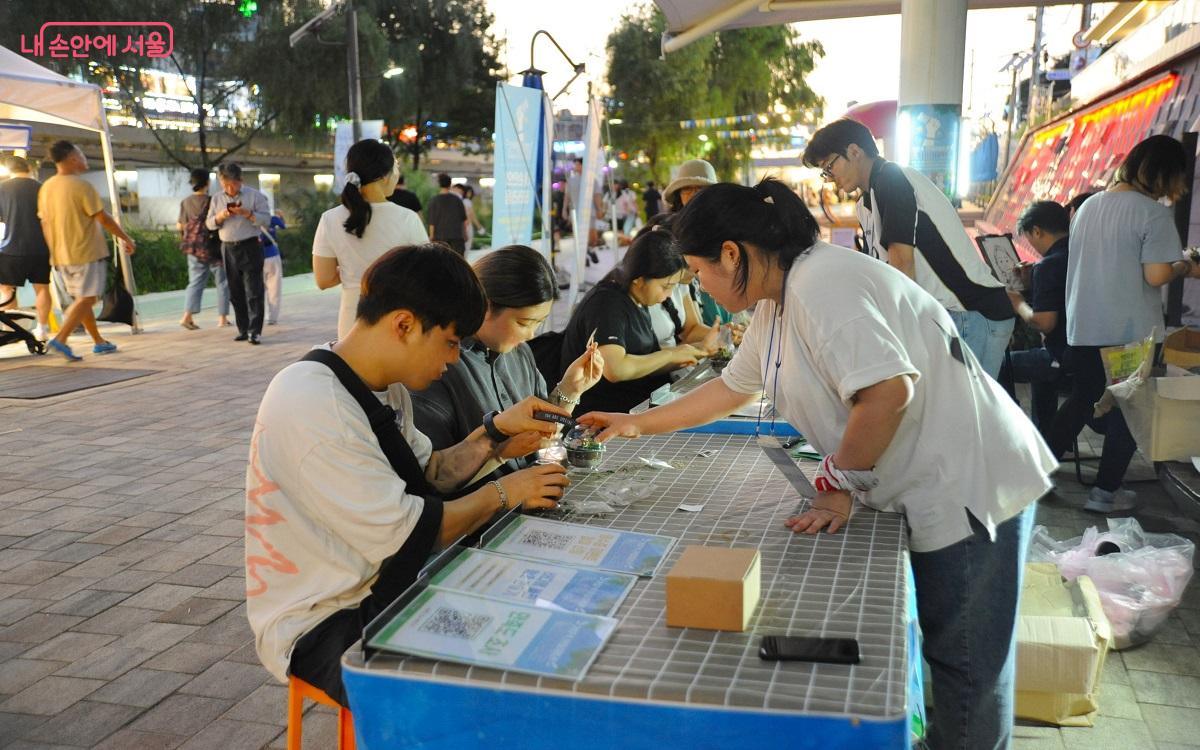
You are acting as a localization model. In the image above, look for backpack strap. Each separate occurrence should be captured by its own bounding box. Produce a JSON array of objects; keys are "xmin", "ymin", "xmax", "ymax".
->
[{"xmin": 301, "ymin": 348, "xmax": 438, "ymax": 499}]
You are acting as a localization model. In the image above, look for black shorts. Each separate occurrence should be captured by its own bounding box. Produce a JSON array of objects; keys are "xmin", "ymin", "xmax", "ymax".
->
[{"xmin": 0, "ymin": 254, "xmax": 51, "ymax": 286}]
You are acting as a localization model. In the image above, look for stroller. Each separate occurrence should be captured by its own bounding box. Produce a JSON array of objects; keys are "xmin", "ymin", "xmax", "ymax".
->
[{"xmin": 0, "ymin": 289, "xmax": 46, "ymax": 355}]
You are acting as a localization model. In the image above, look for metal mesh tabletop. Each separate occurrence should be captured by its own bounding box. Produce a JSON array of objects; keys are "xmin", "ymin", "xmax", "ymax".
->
[{"xmin": 354, "ymin": 433, "xmax": 910, "ymax": 720}]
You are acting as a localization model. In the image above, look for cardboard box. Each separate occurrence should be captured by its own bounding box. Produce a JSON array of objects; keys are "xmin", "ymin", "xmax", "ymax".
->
[
  {"xmin": 1115, "ymin": 372, "xmax": 1200, "ymax": 462},
  {"xmin": 1015, "ymin": 563, "xmax": 1112, "ymax": 727},
  {"xmin": 1164, "ymin": 327, "xmax": 1200, "ymax": 370},
  {"xmin": 666, "ymin": 546, "xmax": 761, "ymax": 632}
]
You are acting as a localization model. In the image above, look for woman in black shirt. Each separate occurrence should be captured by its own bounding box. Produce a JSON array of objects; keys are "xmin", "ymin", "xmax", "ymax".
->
[{"xmin": 561, "ymin": 227, "xmax": 708, "ymax": 413}]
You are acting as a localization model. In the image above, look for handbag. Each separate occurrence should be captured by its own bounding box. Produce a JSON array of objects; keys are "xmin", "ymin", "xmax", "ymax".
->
[
  {"xmin": 182, "ymin": 195, "xmax": 223, "ymax": 264},
  {"xmin": 97, "ymin": 262, "xmax": 136, "ymax": 325}
]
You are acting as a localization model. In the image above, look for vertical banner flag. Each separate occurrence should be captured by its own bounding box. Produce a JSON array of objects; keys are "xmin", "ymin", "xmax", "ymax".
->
[
  {"xmin": 567, "ymin": 96, "xmax": 604, "ymax": 311},
  {"xmin": 491, "ymin": 83, "xmax": 544, "ymax": 248}
]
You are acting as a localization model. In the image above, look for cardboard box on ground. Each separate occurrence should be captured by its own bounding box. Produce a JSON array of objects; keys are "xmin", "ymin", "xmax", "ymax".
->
[{"xmin": 1015, "ymin": 563, "xmax": 1113, "ymax": 727}]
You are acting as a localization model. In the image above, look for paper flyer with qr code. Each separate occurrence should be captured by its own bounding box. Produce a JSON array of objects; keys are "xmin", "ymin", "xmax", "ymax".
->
[
  {"xmin": 429, "ymin": 548, "xmax": 636, "ymax": 617},
  {"xmin": 484, "ymin": 516, "xmax": 675, "ymax": 578},
  {"xmin": 367, "ymin": 588, "xmax": 617, "ymax": 680}
]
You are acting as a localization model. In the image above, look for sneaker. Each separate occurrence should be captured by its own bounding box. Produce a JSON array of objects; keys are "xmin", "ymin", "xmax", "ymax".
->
[
  {"xmin": 92, "ymin": 341, "xmax": 118, "ymax": 355},
  {"xmin": 234, "ymin": 332, "xmax": 248, "ymax": 342},
  {"xmin": 32, "ymin": 325, "xmax": 48, "ymax": 342},
  {"xmin": 248, "ymin": 333, "xmax": 261, "ymax": 345},
  {"xmin": 1084, "ymin": 486, "xmax": 1138, "ymax": 513},
  {"xmin": 47, "ymin": 339, "xmax": 82, "ymax": 361}
]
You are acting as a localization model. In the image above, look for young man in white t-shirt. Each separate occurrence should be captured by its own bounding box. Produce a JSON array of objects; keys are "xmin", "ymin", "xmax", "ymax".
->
[{"xmin": 246, "ymin": 243, "xmax": 570, "ymax": 705}]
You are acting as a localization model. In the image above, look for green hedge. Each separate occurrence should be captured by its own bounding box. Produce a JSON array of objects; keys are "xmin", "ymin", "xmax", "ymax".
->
[{"xmin": 127, "ymin": 187, "xmax": 335, "ymax": 294}]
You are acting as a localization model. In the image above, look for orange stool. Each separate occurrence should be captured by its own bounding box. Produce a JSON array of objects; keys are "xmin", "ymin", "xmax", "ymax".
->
[{"xmin": 287, "ymin": 675, "xmax": 356, "ymax": 750}]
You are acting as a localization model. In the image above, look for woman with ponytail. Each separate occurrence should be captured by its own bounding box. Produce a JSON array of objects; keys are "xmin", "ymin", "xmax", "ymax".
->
[
  {"xmin": 579, "ymin": 178, "xmax": 1057, "ymax": 750},
  {"xmin": 559, "ymin": 226, "xmax": 709, "ymax": 414},
  {"xmin": 313, "ymin": 139, "xmax": 428, "ymax": 338}
]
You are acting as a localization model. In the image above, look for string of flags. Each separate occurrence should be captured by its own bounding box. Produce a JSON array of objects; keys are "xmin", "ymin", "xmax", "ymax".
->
[
  {"xmin": 680, "ymin": 114, "xmax": 757, "ymax": 129},
  {"xmin": 711, "ymin": 126, "xmax": 807, "ymax": 140}
]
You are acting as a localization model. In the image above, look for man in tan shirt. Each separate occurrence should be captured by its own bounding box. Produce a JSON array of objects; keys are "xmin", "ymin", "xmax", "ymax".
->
[{"xmin": 38, "ymin": 140, "xmax": 136, "ymax": 361}]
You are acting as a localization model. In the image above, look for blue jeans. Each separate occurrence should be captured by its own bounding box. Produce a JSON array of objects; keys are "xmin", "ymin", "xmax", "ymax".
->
[
  {"xmin": 184, "ymin": 254, "xmax": 229, "ymax": 316},
  {"xmin": 910, "ymin": 504, "xmax": 1036, "ymax": 750},
  {"xmin": 999, "ymin": 347, "xmax": 1066, "ymax": 435},
  {"xmin": 947, "ymin": 309, "xmax": 1014, "ymax": 380}
]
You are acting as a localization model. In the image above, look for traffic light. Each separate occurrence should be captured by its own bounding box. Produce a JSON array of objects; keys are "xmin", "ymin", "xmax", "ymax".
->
[{"xmin": 239, "ymin": 0, "xmax": 258, "ymax": 18}]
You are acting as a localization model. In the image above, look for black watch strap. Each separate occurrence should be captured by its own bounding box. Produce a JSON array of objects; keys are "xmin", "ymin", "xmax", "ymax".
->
[{"xmin": 482, "ymin": 410, "xmax": 507, "ymax": 443}]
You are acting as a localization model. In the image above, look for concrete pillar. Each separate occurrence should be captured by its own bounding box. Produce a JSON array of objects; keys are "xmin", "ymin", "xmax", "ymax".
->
[{"xmin": 897, "ymin": 0, "xmax": 968, "ymax": 199}]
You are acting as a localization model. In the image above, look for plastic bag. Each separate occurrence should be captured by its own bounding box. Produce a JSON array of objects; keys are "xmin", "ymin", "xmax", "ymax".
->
[{"xmin": 1028, "ymin": 518, "xmax": 1194, "ymax": 649}]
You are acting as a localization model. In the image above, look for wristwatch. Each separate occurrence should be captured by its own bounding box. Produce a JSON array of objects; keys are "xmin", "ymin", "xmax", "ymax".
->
[{"xmin": 482, "ymin": 410, "xmax": 507, "ymax": 444}]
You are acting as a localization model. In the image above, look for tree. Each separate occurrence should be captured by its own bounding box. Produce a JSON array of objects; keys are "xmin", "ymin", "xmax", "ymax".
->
[
  {"xmin": 0, "ymin": 0, "xmax": 376, "ymax": 169},
  {"xmin": 605, "ymin": 6, "xmax": 823, "ymax": 181},
  {"xmin": 373, "ymin": 0, "xmax": 504, "ymax": 170}
]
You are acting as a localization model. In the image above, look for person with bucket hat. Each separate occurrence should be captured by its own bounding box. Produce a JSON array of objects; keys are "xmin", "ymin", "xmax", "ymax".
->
[{"xmin": 663, "ymin": 159, "xmax": 718, "ymax": 211}]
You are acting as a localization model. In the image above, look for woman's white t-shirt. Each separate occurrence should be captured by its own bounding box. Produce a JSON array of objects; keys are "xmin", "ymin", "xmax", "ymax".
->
[
  {"xmin": 649, "ymin": 283, "xmax": 688, "ymax": 349},
  {"xmin": 312, "ymin": 202, "xmax": 429, "ymax": 338},
  {"xmin": 721, "ymin": 241, "xmax": 1055, "ymax": 553}
]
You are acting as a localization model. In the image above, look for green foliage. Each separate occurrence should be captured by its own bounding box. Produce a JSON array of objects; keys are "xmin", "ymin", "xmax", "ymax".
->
[
  {"xmin": 125, "ymin": 187, "xmax": 335, "ymax": 294},
  {"xmin": 605, "ymin": 5, "xmax": 824, "ymax": 181},
  {"xmin": 0, "ymin": 0, "xmax": 374, "ymax": 169},
  {"xmin": 276, "ymin": 186, "xmax": 337, "ymax": 273},
  {"xmin": 372, "ymin": 0, "xmax": 504, "ymax": 170},
  {"xmin": 127, "ymin": 229, "xmax": 188, "ymax": 294}
]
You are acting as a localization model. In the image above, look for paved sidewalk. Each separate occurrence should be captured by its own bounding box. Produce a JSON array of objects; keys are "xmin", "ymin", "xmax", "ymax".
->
[{"xmin": 0, "ymin": 254, "xmax": 1198, "ymax": 748}]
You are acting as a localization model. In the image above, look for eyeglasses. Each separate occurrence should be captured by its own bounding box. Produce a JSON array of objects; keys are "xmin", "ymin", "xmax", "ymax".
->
[{"xmin": 819, "ymin": 154, "xmax": 844, "ymax": 181}]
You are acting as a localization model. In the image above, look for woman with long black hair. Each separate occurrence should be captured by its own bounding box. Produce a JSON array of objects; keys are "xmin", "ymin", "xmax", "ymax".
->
[
  {"xmin": 580, "ymin": 178, "xmax": 1056, "ymax": 750},
  {"xmin": 412, "ymin": 245, "xmax": 604, "ymax": 476},
  {"xmin": 560, "ymin": 227, "xmax": 708, "ymax": 414},
  {"xmin": 313, "ymin": 139, "xmax": 428, "ymax": 338}
]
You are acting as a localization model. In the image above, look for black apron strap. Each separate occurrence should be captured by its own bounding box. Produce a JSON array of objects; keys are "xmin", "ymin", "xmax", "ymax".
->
[{"xmin": 301, "ymin": 348, "xmax": 438, "ymax": 499}]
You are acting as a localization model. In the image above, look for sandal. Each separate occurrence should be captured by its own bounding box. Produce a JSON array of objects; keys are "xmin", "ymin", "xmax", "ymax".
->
[{"xmin": 180, "ymin": 320, "xmax": 200, "ymax": 330}]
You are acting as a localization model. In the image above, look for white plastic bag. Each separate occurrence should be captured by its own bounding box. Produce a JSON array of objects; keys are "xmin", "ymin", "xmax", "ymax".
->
[{"xmin": 1028, "ymin": 518, "xmax": 1194, "ymax": 649}]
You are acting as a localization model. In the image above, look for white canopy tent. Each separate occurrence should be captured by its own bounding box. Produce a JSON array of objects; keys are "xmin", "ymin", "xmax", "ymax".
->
[
  {"xmin": 655, "ymin": 0, "xmax": 1079, "ymax": 53},
  {"xmin": 0, "ymin": 44, "xmax": 139, "ymax": 326}
]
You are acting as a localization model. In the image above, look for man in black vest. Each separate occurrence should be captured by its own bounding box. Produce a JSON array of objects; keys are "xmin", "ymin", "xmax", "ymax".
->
[{"xmin": 245, "ymin": 243, "xmax": 569, "ymax": 705}]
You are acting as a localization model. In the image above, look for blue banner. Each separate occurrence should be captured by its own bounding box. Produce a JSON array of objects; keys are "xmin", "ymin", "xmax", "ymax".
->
[{"xmin": 491, "ymin": 83, "xmax": 544, "ymax": 248}]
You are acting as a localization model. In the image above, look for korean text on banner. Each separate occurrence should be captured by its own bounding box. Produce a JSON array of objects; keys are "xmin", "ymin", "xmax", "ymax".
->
[{"xmin": 491, "ymin": 83, "xmax": 543, "ymax": 248}]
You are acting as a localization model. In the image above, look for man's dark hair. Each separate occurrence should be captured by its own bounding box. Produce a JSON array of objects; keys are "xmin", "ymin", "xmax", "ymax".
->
[
  {"xmin": 357, "ymin": 243, "xmax": 486, "ymax": 336},
  {"xmin": 4, "ymin": 155, "xmax": 31, "ymax": 174},
  {"xmin": 574, "ymin": 157, "xmax": 584, "ymax": 165},
  {"xmin": 217, "ymin": 162, "xmax": 243, "ymax": 181},
  {"xmin": 49, "ymin": 140, "xmax": 77, "ymax": 164},
  {"xmin": 473, "ymin": 245, "xmax": 557, "ymax": 311},
  {"xmin": 802, "ymin": 119, "xmax": 880, "ymax": 167},
  {"xmin": 1016, "ymin": 201, "xmax": 1070, "ymax": 236},
  {"xmin": 646, "ymin": 181, "xmax": 655, "ymax": 188},
  {"xmin": 437, "ymin": 172, "xmax": 451, "ymax": 188},
  {"xmin": 1066, "ymin": 191, "xmax": 1096, "ymax": 216},
  {"xmin": 188, "ymin": 168, "xmax": 209, "ymax": 192}
]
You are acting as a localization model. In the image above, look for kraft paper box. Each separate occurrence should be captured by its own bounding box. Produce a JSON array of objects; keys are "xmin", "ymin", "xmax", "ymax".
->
[
  {"xmin": 666, "ymin": 546, "xmax": 761, "ymax": 632},
  {"xmin": 1164, "ymin": 327, "xmax": 1200, "ymax": 370},
  {"xmin": 1015, "ymin": 563, "xmax": 1112, "ymax": 727},
  {"xmin": 1116, "ymin": 372, "xmax": 1200, "ymax": 462}
]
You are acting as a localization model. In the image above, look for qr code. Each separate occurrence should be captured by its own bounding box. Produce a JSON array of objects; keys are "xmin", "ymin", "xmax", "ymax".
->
[
  {"xmin": 419, "ymin": 607, "xmax": 492, "ymax": 640},
  {"xmin": 521, "ymin": 530, "xmax": 573, "ymax": 550}
]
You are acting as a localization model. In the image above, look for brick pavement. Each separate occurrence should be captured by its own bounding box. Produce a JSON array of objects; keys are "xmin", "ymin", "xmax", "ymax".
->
[{"xmin": 0, "ymin": 271, "xmax": 1198, "ymax": 748}]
